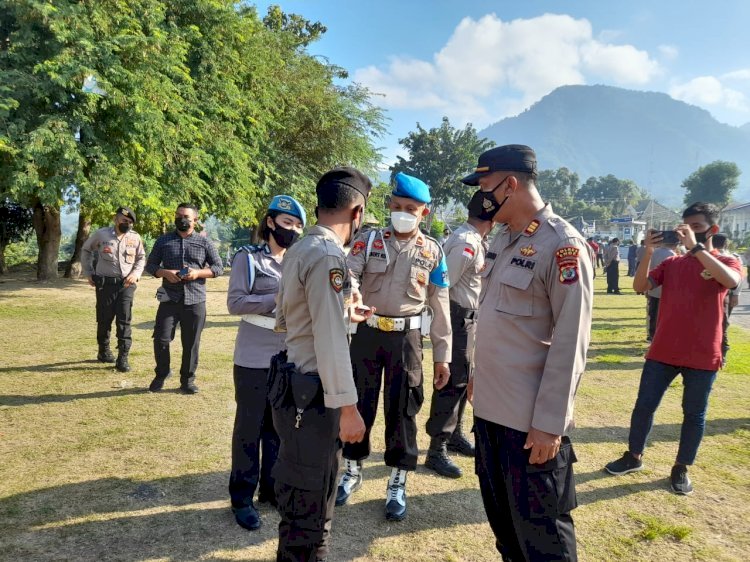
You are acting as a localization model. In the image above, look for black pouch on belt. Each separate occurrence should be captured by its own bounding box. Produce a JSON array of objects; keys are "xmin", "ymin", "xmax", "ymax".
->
[
  {"xmin": 268, "ymin": 351, "xmax": 290, "ymax": 409},
  {"xmin": 289, "ymin": 371, "xmax": 322, "ymax": 411}
]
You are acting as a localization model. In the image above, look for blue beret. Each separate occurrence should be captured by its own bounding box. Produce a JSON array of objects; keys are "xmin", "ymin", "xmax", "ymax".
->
[
  {"xmin": 269, "ymin": 195, "xmax": 306, "ymax": 227},
  {"xmin": 392, "ymin": 172, "xmax": 432, "ymax": 204}
]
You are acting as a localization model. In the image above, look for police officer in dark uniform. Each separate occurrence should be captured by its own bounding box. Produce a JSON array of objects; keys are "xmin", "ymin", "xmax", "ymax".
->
[
  {"xmin": 424, "ymin": 210, "xmax": 493, "ymax": 478},
  {"xmin": 271, "ymin": 168, "xmax": 372, "ymax": 562},
  {"xmin": 81, "ymin": 207, "xmax": 145, "ymax": 372}
]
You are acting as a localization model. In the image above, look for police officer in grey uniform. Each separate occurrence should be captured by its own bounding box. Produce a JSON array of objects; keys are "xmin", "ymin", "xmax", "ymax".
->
[
  {"xmin": 466, "ymin": 145, "xmax": 593, "ymax": 561},
  {"xmin": 81, "ymin": 206, "xmax": 145, "ymax": 372},
  {"xmin": 336, "ymin": 172, "xmax": 452, "ymax": 521},
  {"xmin": 424, "ymin": 212, "xmax": 493, "ymax": 478},
  {"xmin": 271, "ymin": 168, "xmax": 371, "ymax": 562},
  {"xmin": 226, "ymin": 195, "xmax": 306, "ymax": 531}
]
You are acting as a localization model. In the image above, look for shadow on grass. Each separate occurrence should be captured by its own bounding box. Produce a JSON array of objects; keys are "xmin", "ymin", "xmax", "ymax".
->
[
  {"xmin": 0, "ymin": 359, "xmax": 104, "ymax": 374},
  {"xmin": 571, "ymin": 417, "xmax": 750, "ymax": 444},
  {"xmin": 586, "ymin": 360, "xmax": 646, "ymax": 371},
  {"xmin": 0, "ymin": 472, "xmax": 488, "ymax": 562},
  {"xmin": 131, "ymin": 319, "xmax": 238, "ymax": 330},
  {"xmin": 577, "ymin": 476, "xmax": 668, "ymax": 505},
  {"xmin": 0, "ymin": 388, "xmax": 148, "ymax": 406}
]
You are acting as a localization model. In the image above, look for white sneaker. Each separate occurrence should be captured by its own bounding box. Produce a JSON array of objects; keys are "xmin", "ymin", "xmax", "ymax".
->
[{"xmin": 385, "ymin": 468, "xmax": 408, "ymax": 521}]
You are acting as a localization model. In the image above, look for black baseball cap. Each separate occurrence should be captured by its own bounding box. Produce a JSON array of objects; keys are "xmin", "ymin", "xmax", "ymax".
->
[
  {"xmin": 116, "ymin": 206, "xmax": 136, "ymax": 223},
  {"xmin": 316, "ymin": 167, "xmax": 373, "ymax": 201},
  {"xmin": 461, "ymin": 144, "xmax": 537, "ymax": 186}
]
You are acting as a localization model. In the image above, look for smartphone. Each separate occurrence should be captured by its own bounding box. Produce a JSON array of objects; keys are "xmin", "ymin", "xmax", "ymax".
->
[
  {"xmin": 658, "ymin": 230, "xmax": 680, "ymax": 245},
  {"xmin": 178, "ymin": 266, "xmax": 189, "ymax": 277}
]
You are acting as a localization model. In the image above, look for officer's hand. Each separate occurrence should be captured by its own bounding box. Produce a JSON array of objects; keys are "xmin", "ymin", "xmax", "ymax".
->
[
  {"xmin": 350, "ymin": 305, "xmax": 375, "ymax": 324},
  {"xmin": 180, "ymin": 268, "xmax": 199, "ymax": 282},
  {"xmin": 433, "ymin": 362, "xmax": 450, "ymax": 390},
  {"xmin": 160, "ymin": 269, "xmax": 182, "ymax": 284},
  {"xmin": 524, "ymin": 427, "xmax": 561, "ymax": 465},
  {"xmin": 339, "ymin": 404, "xmax": 366, "ymax": 443},
  {"xmin": 123, "ymin": 274, "xmax": 138, "ymax": 288},
  {"xmin": 467, "ymin": 376, "xmax": 474, "ymax": 404},
  {"xmin": 87, "ymin": 276, "xmax": 96, "ymax": 287}
]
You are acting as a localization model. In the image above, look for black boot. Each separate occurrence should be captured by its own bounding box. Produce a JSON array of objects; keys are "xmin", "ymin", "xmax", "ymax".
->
[
  {"xmin": 424, "ymin": 437, "xmax": 462, "ymax": 478},
  {"xmin": 97, "ymin": 345, "xmax": 115, "ymax": 363},
  {"xmin": 447, "ymin": 398, "xmax": 475, "ymax": 456},
  {"xmin": 116, "ymin": 347, "xmax": 131, "ymax": 373}
]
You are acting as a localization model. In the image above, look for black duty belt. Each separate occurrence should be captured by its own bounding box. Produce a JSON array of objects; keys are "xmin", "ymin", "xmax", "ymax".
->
[
  {"xmin": 450, "ymin": 300, "xmax": 477, "ymax": 320},
  {"xmin": 93, "ymin": 274, "xmax": 124, "ymax": 287}
]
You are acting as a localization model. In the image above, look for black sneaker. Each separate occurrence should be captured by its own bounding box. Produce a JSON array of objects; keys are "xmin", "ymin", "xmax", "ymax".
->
[
  {"xmin": 232, "ymin": 504, "xmax": 261, "ymax": 531},
  {"xmin": 148, "ymin": 372, "xmax": 171, "ymax": 392},
  {"xmin": 180, "ymin": 382, "xmax": 199, "ymax": 394},
  {"xmin": 604, "ymin": 451, "xmax": 643, "ymax": 475},
  {"xmin": 447, "ymin": 431, "xmax": 475, "ymax": 457},
  {"xmin": 670, "ymin": 465, "xmax": 693, "ymax": 495}
]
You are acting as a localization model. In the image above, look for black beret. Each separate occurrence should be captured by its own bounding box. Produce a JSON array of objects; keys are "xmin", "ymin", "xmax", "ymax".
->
[
  {"xmin": 316, "ymin": 167, "xmax": 372, "ymax": 201},
  {"xmin": 116, "ymin": 206, "xmax": 136, "ymax": 223},
  {"xmin": 461, "ymin": 144, "xmax": 537, "ymax": 186}
]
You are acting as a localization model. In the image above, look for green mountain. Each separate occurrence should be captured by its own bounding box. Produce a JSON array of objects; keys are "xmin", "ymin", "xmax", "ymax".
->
[{"xmin": 479, "ymin": 85, "xmax": 750, "ymax": 205}]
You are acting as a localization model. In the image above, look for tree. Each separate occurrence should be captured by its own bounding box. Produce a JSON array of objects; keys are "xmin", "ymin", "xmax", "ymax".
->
[
  {"xmin": 536, "ymin": 167, "xmax": 580, "ymax": 216},
  {"xmin": 577, "ymin": 174, "xmax": 645, "ymax": 217},
  {"xmin": 0, "ymin": 199, "xmax": 33, "ymax": 274},
  {"xmin": 390, "ymin": 117, "xmax": 495, "ymax": 228},
  {"xmin": 682, "ymin": 160, "xmax": 741, "ymax": 208}
]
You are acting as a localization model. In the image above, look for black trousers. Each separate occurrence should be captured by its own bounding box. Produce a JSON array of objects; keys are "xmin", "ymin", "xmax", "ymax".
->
[
  {"xmin": 152, "ymin": 300, "xmax": 206, "ymax": 384},
  {"xmin": 273, "ymin": 394, "xmax": 341, "ymax": 562},
  {"xmin": 229, "ymin": 365, "xmax": 279, "ymax": 508},
  {"xmin": 474, "ymin": 418, "xmax": 578, "ymax": 562},
  {"xmin": 647, "ymin": 296, "xmax": 660, "ymax": 341},
  {"xmin": 343, "ymin": 325, "xmax": 423, "ymax": 471},
  {"xmin": 94, "ymin": 276, "xmax": 135, "ymax": 352},
  {"xmin": 426, "ymin": 302, "xmax": 476, "ymax": 440},
  {"xmin": 605, "ymin": 262, "xmax": 620, "ymax": 293}
]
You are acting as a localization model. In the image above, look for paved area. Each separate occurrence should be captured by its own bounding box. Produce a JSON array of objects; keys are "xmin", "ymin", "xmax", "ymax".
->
[{"xmin": 730, "ymin": 281, "xmax": 750, "ymax": 331}]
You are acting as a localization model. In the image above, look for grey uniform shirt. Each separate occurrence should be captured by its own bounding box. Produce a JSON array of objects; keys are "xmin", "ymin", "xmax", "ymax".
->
[
  {"xmin": 81, "ymin": 227, "xmax": 146, "ymax": 279},
  {"xmin": 443, "ymin": 222, "xmax": 486, "ymax": 310},
  {"xmin": 275, "ymin": 225, "xmax": 358, "ymax": 409},
  {"xmin": 227, "ymin": 244, "xmax": 286, "ymax": 369},
  {"xmin": 603, "ymin": 244, "xmax": 620, "ymax": 267},
  {"xmin": 347, "ymin": 226, "xmax": 452, "ymax": 363},
  {"xmin": 474, "ymin": 205, "xmax": 594, "ymax": 436}
]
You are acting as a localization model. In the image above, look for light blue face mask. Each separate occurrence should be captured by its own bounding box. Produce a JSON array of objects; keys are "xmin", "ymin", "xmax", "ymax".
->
[{"xmin": 390, "ymin": 211, "xmax": 420, "ymax": 233}]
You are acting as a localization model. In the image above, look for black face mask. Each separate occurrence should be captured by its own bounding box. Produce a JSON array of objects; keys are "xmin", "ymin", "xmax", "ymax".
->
[
  {"xmin": 117, "ymin": 223, "xmax": 131, "ymax": 234},
  {"xmin": 694, "ymin": 228, "xmax": 713, "ymax": 244},
  {"xmin": 270, "ymin": 222, "xmax": 299, "ymax": 248},
  {"xmin": 175, "ymin": 217, "xmax": 191, "ymax": 232},
  {"xmin": 467, "ymin": 178, "xmax": 509, "ymax": 221},
  {"xmin": 347, "ymin": 207, "xmax": 363, "ymax": 246}
]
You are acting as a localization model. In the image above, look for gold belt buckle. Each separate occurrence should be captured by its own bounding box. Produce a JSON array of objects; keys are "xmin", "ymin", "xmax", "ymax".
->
[{"xmin": 377, "ymin": 316, "xmax": 395, "ymax": 332}]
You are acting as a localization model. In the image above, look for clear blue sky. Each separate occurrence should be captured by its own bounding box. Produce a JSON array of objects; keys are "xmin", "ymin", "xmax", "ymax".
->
[{"xmin": 254, "ymin": 1, "xmax": 750, "ymax": 166}]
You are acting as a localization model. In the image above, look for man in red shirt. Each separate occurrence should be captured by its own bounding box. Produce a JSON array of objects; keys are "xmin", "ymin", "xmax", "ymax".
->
[{"xmin": 604, "ymin": 202, "xmax": 742, "ymax": 495}]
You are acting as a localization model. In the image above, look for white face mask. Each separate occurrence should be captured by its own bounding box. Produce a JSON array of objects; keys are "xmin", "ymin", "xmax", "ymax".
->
[{"xmin": 390, "ymin": 211, "xmax": 420, "ymax": 234}]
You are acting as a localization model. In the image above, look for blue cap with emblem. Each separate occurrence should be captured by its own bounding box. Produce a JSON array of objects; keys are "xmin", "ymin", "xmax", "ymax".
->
[
  {"xmin": 268, "ymin": 195, "xmax": 306, "ymax": 227},
  {"xmin": 392, "ymin": 172, "xmax": 432, "ymax": 204}
]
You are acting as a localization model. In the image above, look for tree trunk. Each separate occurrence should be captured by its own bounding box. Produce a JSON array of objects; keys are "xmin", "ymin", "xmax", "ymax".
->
[
  {"xmin": 0, "ymin": 241, "xmax": 7, "ymax": 275},
  {"xmin": 64, "ymin": 208, "xmax": 92, "ymax": 278},
  {"xmin": 32, "ymin": 200, "xmax": 62, "ymax": 281}
]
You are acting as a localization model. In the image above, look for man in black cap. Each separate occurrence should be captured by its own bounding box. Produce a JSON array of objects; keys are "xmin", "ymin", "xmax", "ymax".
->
[
  {"xmin": 466, "ymin": 145, "xmax": 593, "ymax": 561},
  {"xmin": 81, "ymin": 207, "xmax": 146, "ymax": 372},
  {"xmin": 272, "ymin": 167, "xmax": 372, "ymax": 562}
]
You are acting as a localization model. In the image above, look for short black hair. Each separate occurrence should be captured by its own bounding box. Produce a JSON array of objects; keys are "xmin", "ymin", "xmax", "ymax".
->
[
  {"xmin": 177, "ymin": 202, "xmax": 199, "ymax": 216},
  {"xmin": 611, "ymin": 238, "xmax": 620, "ymax": 244},
  {"xmin": 317, "ymin": 185, "xmax": 364, "ymax": 211},
  {"xmin": 257, "ymin": 210, "xmax": 281, "ymax": 243},
  {"xmin": 712, "ymin": 233, "xmax": 729, "ymax": 249},
  {"xmin": 682, "ymin": 202, "xmax": 719, "ymax": 225}
]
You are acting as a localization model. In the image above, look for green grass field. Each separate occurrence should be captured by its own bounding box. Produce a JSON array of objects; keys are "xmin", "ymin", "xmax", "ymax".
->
[{"xmin": 0, "ymin": 265, "xmax": 748, "ymax": 561}]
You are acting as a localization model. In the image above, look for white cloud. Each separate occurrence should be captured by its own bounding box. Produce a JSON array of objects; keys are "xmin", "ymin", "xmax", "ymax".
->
[
  {"xmin": 353, "ymin": 13, "xmax": 660, "ymax": 126},
  {"xmin": 722, "ymin": 68, "xmax": 750, "ymax": 81},
  {"xmin": 670, "ymin": 76, "xmax": 749, "ymax": 113},
  {"xmin": 658, "ymin": 44, "xmax": 679, "ymax": 61}
]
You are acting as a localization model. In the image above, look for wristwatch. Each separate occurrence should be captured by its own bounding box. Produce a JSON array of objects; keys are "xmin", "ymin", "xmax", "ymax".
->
[{"xmin": 689, "ymin": 243, "xmax": 706, "ymax": 255}]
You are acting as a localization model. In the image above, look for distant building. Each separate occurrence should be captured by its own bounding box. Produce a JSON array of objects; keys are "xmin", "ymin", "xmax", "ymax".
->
[
  {"xmin": 635, "ymin": 200, "xmax": 682, "ymax": 230},
  {"xmin": 722, "ymin": 202, "xmax": 750, "ymax": 241}
]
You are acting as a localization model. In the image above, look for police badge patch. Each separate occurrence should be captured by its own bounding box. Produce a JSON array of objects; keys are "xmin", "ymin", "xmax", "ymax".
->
[
  {"xmin": 555, "ymin": 246, "xmax": 580, "ymax": 285},
  {"xmin": 351, "ymin": 241, "xmax": 365, "ymax": 256},
  {"xmin": 329, "ymin": 268, "xmax": 344, "ymax": 292}
]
